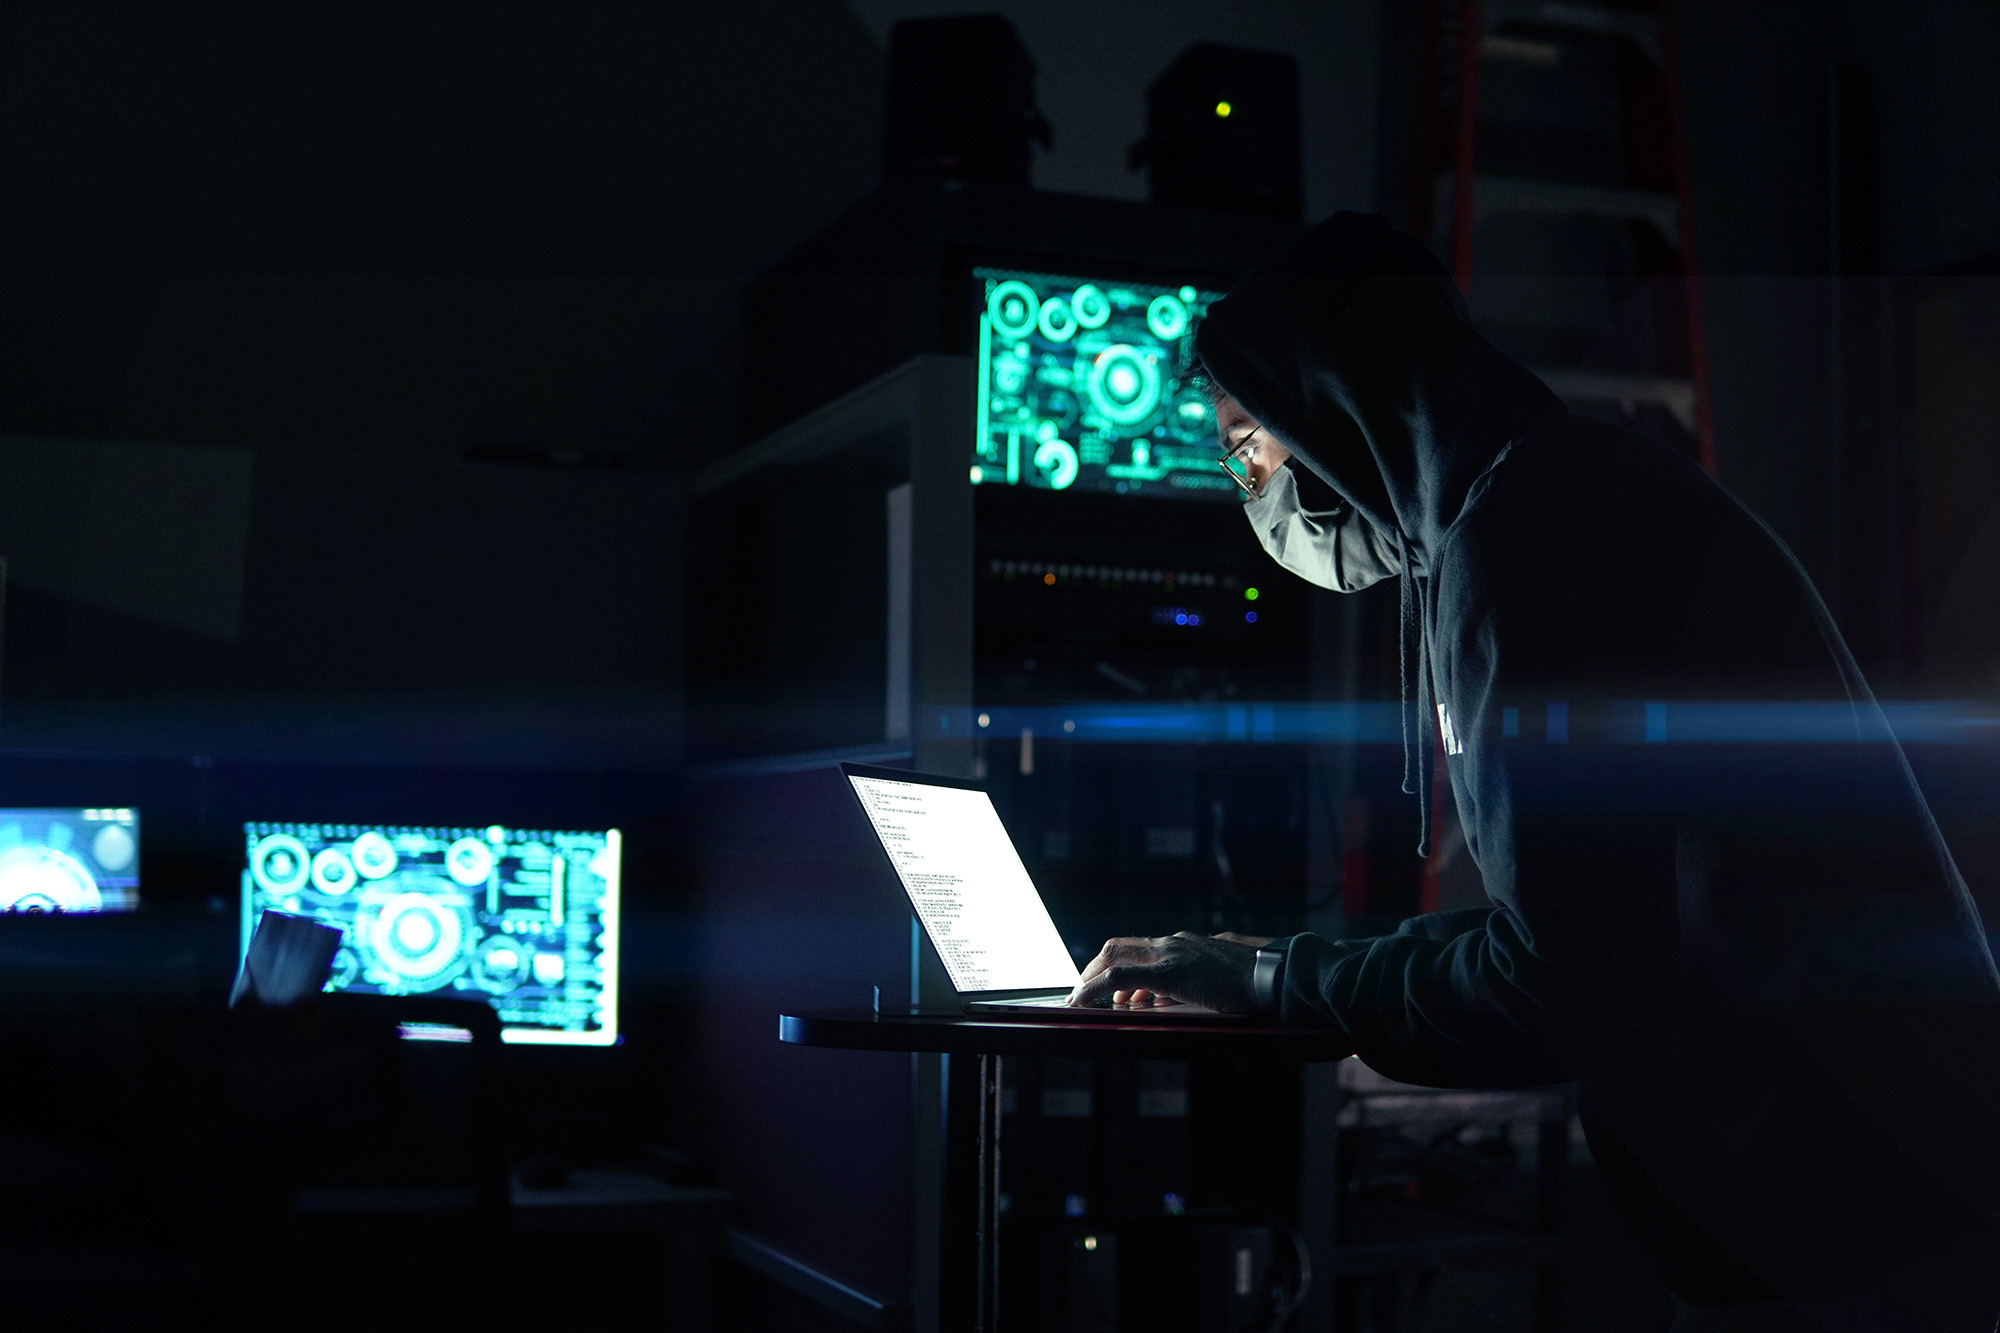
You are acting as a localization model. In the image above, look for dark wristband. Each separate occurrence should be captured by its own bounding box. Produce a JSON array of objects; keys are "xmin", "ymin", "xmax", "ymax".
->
[{"xmin": 1253, "ymin": 947, "xmax": 1286, "ymax": 1014}]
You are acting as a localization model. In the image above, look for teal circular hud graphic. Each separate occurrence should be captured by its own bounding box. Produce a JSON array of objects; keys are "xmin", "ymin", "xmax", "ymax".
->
[
  {"xmin": 1146, "ymin": 293, "xmax": 1190, "ymax": 340},
  {"xmin": 92, "ymin": 823, "xmax": 136, "ymax": 873},
  {"xmin": 366, "ymin": 890, "xmax": 473, "ymax": 991},
  {"xmin": 1037, "ymin": 296, "xmax": 1079, "ymax": 342},
  {"xmin": 1171, "ymin": 386, "xmax": 1216, "ymax": 440},
  {"xmin": 350, "ymin": 831, "xmax": 397, "ymax": 879},
  {"xmin": 1088, "ymin": 346, "xmax": 1163, "ymax": 425},
  {"xmin": 1070, "ymin": 284, "xmax": 1111, "ymax": 328},
  {"xmin": 974, "ymin": 268, "xmax": 1232, "ymax": 499},
  {"xmin": 446, "ymin": 837, "xmax": 496, "ymax": 886},
  {"xmin": 251, "ymin": 833, "xmax": 311, "ymax": 896},
  {"xmin": 0, "ymin": 846, "xmax": 102, "ymax": 913},
  {"xmin": 1033, "ymin": 438, "xmax": 1079, "ymax": 489},
  {"xmin": 472, "ymin": 935, "xmax": 534, "ymax": 992},
  {"xmin": 310, "ymin": 847, "xmax": 357, "ymax": 895},
  {"xmin": 987, "ymin": 280, "xmax": 1040, "ymax": 339}
]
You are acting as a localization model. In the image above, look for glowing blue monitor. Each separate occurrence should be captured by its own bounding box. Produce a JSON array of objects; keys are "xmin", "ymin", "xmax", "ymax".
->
[
  {"xmin": 0, "ymin": 808, "xmax": 140, "ymax": 913},
  {"xmin": 240, "ymin": 823, "xmax": 621, "ymax": 1046},
  {"xmin": 973, "ymin": 267, "xmax": 1230, "ymax": 500}
]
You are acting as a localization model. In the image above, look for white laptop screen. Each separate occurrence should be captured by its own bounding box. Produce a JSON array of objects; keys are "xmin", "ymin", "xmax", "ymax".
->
[{"xmin": 848, "ymin": 774, "xmax": 1081, "ymax": 994}]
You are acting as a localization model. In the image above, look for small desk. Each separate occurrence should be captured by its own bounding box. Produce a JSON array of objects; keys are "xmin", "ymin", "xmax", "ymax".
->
[{"xmin": 780, "ymin": 1008, "xmax": 1351, "ymax": 1332}]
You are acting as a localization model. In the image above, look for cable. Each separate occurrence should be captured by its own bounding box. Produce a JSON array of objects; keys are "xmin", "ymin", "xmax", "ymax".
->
[
  {"xmin": 1208, "ymin": 795, "xmax": 1248, "ymax": 932},
  {"xmin": 1257, "ymin": 1217, "xmax": 1314, "ymax": 1333}
]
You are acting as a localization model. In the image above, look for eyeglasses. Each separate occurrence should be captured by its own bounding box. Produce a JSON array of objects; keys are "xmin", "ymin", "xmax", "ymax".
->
[{"xmin": 1216, "ymin": 428, "xmax": 1264, "ymax": 495}]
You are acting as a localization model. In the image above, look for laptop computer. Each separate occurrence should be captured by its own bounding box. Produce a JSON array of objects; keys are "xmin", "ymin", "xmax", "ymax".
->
[{"xmin": 841, "ymin": 762, "xmax": 1243, "ymax": 1022}]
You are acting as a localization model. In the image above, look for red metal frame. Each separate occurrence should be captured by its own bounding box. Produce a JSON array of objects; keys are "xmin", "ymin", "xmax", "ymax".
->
[
  {"xmin": 1657, "ymin": 0, "xmax": 1718, "ymax": 476},
  {"xmin": 1450, "ymin": 0, "xmax": 1484, "ymax": 293},
  {"xmin": 1408, "ymin": 0, "xmax": 1721, "ymax": 913}
]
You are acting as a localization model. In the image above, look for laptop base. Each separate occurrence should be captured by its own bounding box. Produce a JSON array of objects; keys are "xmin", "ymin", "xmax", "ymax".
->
[{"xmin": 965, "ymin": 995, "xmax": 1241, "ymax": 1022}]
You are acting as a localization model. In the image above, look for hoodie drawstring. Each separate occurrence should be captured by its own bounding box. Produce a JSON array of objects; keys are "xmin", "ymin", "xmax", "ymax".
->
[{"xmin": 1396, "ymin": 531, "xmax": 1433, "ymax": 858}]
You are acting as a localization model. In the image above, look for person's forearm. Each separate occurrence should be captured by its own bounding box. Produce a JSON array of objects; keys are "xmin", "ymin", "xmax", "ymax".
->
[{"xmin": 1276, "ymin": 919, "xmax": 1574, "ymax": 1088}]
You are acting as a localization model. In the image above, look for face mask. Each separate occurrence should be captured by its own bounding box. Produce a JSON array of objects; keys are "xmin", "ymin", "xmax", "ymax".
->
[{"xmin": 1243, "ymin": 462, "xmax": 1401, "ymax": 593}]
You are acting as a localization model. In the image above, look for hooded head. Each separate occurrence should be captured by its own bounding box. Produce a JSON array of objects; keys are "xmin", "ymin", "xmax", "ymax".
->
[
  {"xmin": 1199, "ymin": 213, "xmax": 1565, "ymax": 853},
  {"xmin": 1194, "ymin": 211, "xmax": 1563, "ymax": 571}
]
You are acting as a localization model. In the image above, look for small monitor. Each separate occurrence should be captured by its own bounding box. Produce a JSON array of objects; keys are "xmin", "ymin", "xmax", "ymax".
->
[
  {"xmin": 0, "ymin": 808, "xmax": 140, "ymax": 914},
  {"xmin": 973, "ymin": 267, "xmax": 1230, "ymax": 500},
  {"xmin": 240, "ymin": 823, "xmax": 621, "ymax": 1046}
]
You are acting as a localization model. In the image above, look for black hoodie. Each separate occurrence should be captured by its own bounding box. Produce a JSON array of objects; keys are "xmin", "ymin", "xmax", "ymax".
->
[{"xmin": 1196, "ymin": 213, "xmax": 2000, "ymax": 1308}]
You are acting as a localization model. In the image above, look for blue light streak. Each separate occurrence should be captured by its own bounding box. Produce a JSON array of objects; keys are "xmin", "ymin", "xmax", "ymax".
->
[{"xmin": 925, "ymin": 702, "xmax": 2000, "ymax": 746}]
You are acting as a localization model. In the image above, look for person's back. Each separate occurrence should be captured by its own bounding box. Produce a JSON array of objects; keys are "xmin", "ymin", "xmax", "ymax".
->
[
  {"xmin": 1071, "ymin": 212, "xmax": 2000, "ymax": 1327},
  {"xmin": 1443, "ymin": 412, "xmax": 2000, "ymax": 1309}
]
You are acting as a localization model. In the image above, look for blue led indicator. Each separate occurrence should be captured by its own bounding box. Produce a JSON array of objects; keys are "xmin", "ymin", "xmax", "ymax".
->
[
  {"xmin": 1174, "ymin": 613, "xmax": 1187, "ymax": 625},
  {"xmin": 1244, "ymin": 611, "xmax": 1257, "ymax": 623}
]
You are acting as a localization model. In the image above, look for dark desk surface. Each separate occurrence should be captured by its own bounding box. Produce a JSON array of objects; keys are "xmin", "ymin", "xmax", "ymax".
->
[
  {"xmin": 510, "ymin": 1169, "xmax": 734, "ymax": 1230},
  {"xmin": 779, "ymin": 1008, "xmax": 1353, "ymax": 1061}
]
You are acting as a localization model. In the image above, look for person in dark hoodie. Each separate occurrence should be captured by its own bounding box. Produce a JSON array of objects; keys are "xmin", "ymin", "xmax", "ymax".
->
[{"xmin": 1066, "ymin": 213, "xmax": 2000, "ymax": 1331}]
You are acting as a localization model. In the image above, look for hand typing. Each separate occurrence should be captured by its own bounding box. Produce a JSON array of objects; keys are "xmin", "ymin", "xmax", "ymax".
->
[{"xmin": 1066, "ymin": 932, "xmax": 1272, "ymax": 1012}]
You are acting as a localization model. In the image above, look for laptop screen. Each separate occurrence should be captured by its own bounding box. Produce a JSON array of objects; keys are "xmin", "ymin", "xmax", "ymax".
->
[{"xmin": 848, "ymin": 773, "xmax": 1081, "ymax": 994}]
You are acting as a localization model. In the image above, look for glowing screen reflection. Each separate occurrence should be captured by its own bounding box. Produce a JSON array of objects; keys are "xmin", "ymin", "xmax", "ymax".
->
[
  {"xmin": 239, "ymin": 823, "xmax": 620, "ymax": 1045},
  {"xmin": 0, "ymin": 809, "xmax": 139, "ymax": 913},
  {"xmin": 973, "ymin": 268, "xmax": 1231, "ymax": 500}
]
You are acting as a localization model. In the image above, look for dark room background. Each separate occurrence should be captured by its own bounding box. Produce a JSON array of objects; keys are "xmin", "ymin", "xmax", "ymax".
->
[
  {"xmin": 2, "ymin": 1, "xmax": 1999, "ymax": 1329},
  {"xmin": 4, "ymin": 0, "xmax": 1997, "ymax": 761}
]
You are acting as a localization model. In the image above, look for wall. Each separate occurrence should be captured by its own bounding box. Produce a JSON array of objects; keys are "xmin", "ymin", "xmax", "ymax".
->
[
  {"xmin": 843, "ymin": 0, "xmax": 1382, "ymax": 219},
  {"xmin": 1842, "ymin": 0, "xmax": 2000, "ymax": 275},
  {"xmin": 1671, "ymin": 0, "xmax": 1835, "ymax": 589},
  {"xmin": 1673, "ymin": 0, "xmax": 2000, "ymax": 616},
  {"xmin": 0, "ymin": 1, "xmax": 887, "ymax": 765}
]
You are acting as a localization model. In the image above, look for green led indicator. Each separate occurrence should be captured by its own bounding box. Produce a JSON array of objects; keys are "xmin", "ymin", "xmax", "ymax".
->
[
  {"xmin": 1214, "ymin": 101, "xmax": 1232, "ymax": 118},
  {"xmin": 1245, "ymin": 587, "xmax": 1259, "ymax": 601}
]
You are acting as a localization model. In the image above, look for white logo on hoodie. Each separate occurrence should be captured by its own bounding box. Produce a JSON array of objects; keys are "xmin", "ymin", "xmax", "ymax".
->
[{"xmin": 1437, "ymin": 704, "xmax": 1464, "ymax": 756}]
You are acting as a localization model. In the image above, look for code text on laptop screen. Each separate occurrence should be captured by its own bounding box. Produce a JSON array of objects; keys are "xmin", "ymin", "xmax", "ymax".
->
[{"xmin": 848, "ymin": 776, "xmax": 1078, "ymax": 993}]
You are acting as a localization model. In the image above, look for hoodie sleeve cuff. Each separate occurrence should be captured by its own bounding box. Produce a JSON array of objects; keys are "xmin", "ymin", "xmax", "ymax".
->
[
  {"xmin": 1252, "ymin": 947, "xmax": 1285, "ymax": 1011},
  {"xmin": 1267, "ymin": 932, "xmax": 1360, "ymax": 1031}
]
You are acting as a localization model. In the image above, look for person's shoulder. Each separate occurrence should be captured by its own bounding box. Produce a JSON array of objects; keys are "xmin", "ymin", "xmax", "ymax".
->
[
  {"xmin": 1447, "ymin": 413, "xmax": 1720, "ymax": 569},
  {"xmin": 1438, "ymin": 413, "xmax": 1727, "ymax": 639},
  {"xmin": 1481, "ymin": 413, "xmax": 1711, "ymax": 515}
]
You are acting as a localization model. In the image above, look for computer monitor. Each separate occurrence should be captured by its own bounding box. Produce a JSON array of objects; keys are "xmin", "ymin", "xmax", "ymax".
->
[
  {"xmin": 973, "ymin": 266, "xmax": 1230, "ymax": 500},
  {"xmin": 239, "ymin": 823, "xmax": 621, "ymax": 1046},
  {"xmin": 0, "ymin": 808, "xmax": 140, "ymax": 913}
]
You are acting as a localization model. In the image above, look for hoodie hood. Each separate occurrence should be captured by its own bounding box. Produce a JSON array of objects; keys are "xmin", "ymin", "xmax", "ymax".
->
[
  {"xmin": 1194, "ymin": 211, "xmax": 1562, "ymax": 571},
  {"xmin": 1197, "ymin": 213, "xmax": 1563, "ymax": 852}
]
